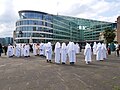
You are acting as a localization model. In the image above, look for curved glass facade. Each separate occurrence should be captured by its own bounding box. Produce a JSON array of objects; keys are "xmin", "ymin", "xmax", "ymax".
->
[
  {"xmin": 15, "ymin": 10, "xmax": 53, "ymax": 43},
  {"xmin": 14, "ymin": 10, "xmax": 116, "ymax": 43}
]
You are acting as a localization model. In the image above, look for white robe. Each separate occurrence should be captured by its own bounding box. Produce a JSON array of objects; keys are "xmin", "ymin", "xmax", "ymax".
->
[
  {"xmin": 96, "ymin": 43, "xmax": 103, "ymax": 61},
  {"xmin": 93, "ymin": 42, "xmax": 97, "ymax": 55},
  {"xmin": 75, "ymin": 43, "xmax": 80, "ymax": 54},
  {"xmin": 84, "ymin": 44, "xmax": 92, "ymax": 62},
  {"xmin": 44, "ymin": 44, "xmax": 47, "ymax": 57},
  {"xmin": 24, "ymin": 45, "xmax": 30, "ymax": 56},
  {"xmin": 33, "ymin": 44, "xmax": 37, "ymax": 55},
  {"xmin": 20, "ymin": 44, "xmax": 24, "ymax": 56},
  {"xmin": 61, "ymin": 43, "xmax": 67, "ymax": 63},
  {"xmin": 15, "ymin": 45, "xmax": 21, "ymax": 57},
  {"xmin": 13, "ymin": 46, "xmax": 16, "ymax": 56},
  {"xmin": 7, "ymin": 45, "xmax": 13, "ymax": 57},
  {"xmin": 39, "ymin": 43, "xmax": 45, "ymax": 55},
  {"xmin": 101, "ymin": 44, "xmax": 107, "ymax": 59},
  {"xmin": 67, "ymin": 42, "xmax": 76, "ymax": 63},
  {"xmin": 46, "ymin": 43, "xmax": 52, "ymax": 60},
  {"xmin": 54, "ymin": 42, "xmax": 61, "ymax": 63}
]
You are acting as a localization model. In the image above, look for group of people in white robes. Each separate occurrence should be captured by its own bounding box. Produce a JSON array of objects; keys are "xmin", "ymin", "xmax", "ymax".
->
[
  {"xmin": 54, "ymin": 42, "xmax": 80, "ymax": 65},
  {"xmin": 84, "ymin": 42, "xmax": 107, "ymax": 64},
  {"xmin": 7, "ymin": 44, "xmax": 30, "ymax": 57}
]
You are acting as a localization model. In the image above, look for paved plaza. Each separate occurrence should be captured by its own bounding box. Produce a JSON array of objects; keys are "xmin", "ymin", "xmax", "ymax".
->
[{"xmin": 0, "ymin": 52, "xmax": 120, "ymax": 90}]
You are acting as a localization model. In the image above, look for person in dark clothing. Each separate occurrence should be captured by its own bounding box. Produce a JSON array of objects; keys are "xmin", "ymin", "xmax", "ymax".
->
[
  {"xmin": 0, "ymin": 43, "xmax": 3, "ymax": 56},
  {"xmin": 107, "ymin": 45, "xmax": 111, "ymax": 55},
  {"xmin": 3, "ymin": 45, "xmax": 7, "ymax": 55},
  {"xmin": 79, "ymin": 44, "xmax": 82, "ymax": 52}
]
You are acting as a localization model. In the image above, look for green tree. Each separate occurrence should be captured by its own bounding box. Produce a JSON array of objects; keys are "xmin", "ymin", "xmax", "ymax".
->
[{"xmin": 103, "ymin": 27, "xmax": 116, "ymax": 43}]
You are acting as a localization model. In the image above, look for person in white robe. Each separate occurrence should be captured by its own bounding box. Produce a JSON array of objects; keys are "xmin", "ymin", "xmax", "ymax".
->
[
  {"xmin": 32, "ymin": 43, "xmax": 37, "ymax": 56},
  {"xmin": 46, "ymin": 42, "xmax": 52, "ymax": 63},
  {"xmin": 20, "ymin": 44, "xmax": 24, "ymax": 57},
  {"xmin": 35, "ymin": 44, "xmax": 39, "ymax": 56},
  {"xmin": 75, "ymin": 43, "xmax": 80, "ymax": 54},
  {"xmin": 61, "ymin": 43, "xmax": 67, "ymax": 64},
  {"xmin": 15, "ymin": 44, "xmax": 21, "ymax": 57},
  {"xmin": 13, "ymin": 45, "xmax": 16, "ymax": 56},
  {"xmin": 54, "ymin": 42, "xmax": 61, "ymax": 64},
  {"xmin": 39, "ymin": 43, "xmax": 45, "ymax": 56},
  {"xmin": 24, "ymin": 44, "xmax": 30, "ymax": 57},
  {"xmin": 93, "ymin": 42, "xmax": 97, "ymax": 55},
  {"xmin": 101, "ymin": 43, "xmax": 107, "ymax": 60},
  {"xmin": 67, "ymin": 42, "xmax": 76, "ymax": 65},
  {"xmin": 7, "ymin": 44, "xmax": 13, "ymax": 57},
  {"xmin": 44, "ymin": 43, "xmax": 47, "ymax": 57},
  {"xmin": 84, "ymin": 43, "xmax": 92, "ymax": 64},
  {"xmin": 26, "ymin": 44, "xmax": 30, "ymax": 57},
  {"xmin": 96, "ymin": 43, "xmax": 103, "ymax": 61}
]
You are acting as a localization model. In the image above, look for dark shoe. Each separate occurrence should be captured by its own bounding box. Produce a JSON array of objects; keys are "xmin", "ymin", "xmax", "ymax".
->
[
  {"xmin": 62, "ymin": 62, "xmax": 65, "ymax": 64},
  {"xmin": 49, "ymin": 60, "xmax": 52, "ymax": 63}
]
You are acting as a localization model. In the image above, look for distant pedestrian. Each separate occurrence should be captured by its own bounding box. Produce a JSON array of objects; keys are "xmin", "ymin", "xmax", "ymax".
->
[
  {"xmin": 0, "ymin": 43, "xmax": 3, "ymax": 56},
  {"xmin": 3, "ymin": 45, "xmax": 7, "ymax": 55},
  {"xmin": 107, "ymin": 45, "xmax": 111, "ymax": 55}
]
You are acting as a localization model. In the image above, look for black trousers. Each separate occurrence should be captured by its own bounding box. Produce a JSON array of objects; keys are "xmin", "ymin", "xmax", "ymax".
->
[{"xmin": 116, "ymin": 50, "xmax": 119, "ymax": 57}]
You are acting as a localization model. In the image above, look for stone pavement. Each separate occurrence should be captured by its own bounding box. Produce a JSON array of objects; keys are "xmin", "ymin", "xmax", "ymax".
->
[{"xmin": 0, "ymin": 52, "xmax": 120, "ymax": 90}]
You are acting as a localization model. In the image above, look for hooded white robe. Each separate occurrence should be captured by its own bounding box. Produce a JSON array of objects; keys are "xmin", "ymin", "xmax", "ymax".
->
[
  {"xmin": 54, "ymin": 42, "xmax": 61, "ymax": 63},
  {"xmin": 84, "ymin": 43, "xmax": 92, "ymax": 63},
  {"xmin": 67, "ymin": 42, "xmax": 76, "ymax": 63},
  {"xmin": 101, "ymin": 43, "xmax": 107, "ymax": 59},
  {"xmin": 24, "ymin": 44, "xmax": 29, "ymax": 57},
  {"xmin": 61, "ymin": 43, "xmax": 67, "ymax": 63},
  {"xmin": 93, "ymin": 42, "xmax": 97, "ymax": 55},
  {"xmin": 39, "ymin": 43, "xmax": 45, "ymax": 55},
  {"xmin": 20, "ymin": 44, "xmax": 24, "ymax": 56},
  {"xmin": 15, "ymin": 44, "xmax": 21, "ymax": 57},
  {"xmin": 75, "ymin": 43, "xmax": 80, "ymax": 54},
  {"xmin": 96, "ymin": 43, "xmax": 103, "ymax": 61},
  {"xmin": 32, "ymin": 44, "xmax": 37, "ymax": 56},
  {"xmin": 7, "ymin": 45, "xmax": 13, "ymax": 57},
  {"xmin": 46, "ymin": 42, "xmax": 52, "ymax": 60}
]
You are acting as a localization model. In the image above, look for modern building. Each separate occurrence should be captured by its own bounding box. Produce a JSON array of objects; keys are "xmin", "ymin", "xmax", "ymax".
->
[
  {"xmin": 0, "ymin": 38, "xmax": 5, "ymax": 45},
  {"xmin": 0, "ymin": 37, "xmax": 13, "ymax": 46},
  {"xmin": 5, "ymin": 37, "xmax": 13, "ymax": 45},
  {"xmin": 14, "ymin": 10, "xmax": 116, "ymax": 44}
]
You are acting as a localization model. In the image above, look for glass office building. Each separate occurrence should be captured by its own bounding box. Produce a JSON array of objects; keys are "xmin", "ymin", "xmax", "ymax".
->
[{"xmin": 14, "ymin": 10, "xmax": 116, "ymax": 43}]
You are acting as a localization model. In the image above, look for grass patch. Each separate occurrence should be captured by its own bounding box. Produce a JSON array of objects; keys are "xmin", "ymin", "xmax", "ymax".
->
[{"xmin": 113, "ymin": 86, "xmax": 120, "ymax": 90}]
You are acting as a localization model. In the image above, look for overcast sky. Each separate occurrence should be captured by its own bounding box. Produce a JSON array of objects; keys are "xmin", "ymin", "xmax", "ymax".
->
[{"xmin": 0, "ymin": 0, "xmax": 120, "ymax": 37}]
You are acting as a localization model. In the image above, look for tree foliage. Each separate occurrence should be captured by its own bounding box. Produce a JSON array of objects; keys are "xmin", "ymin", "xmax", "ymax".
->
[{"xmin": 103, "ymin": 28, "xmax": 116, "ymax": 43}]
